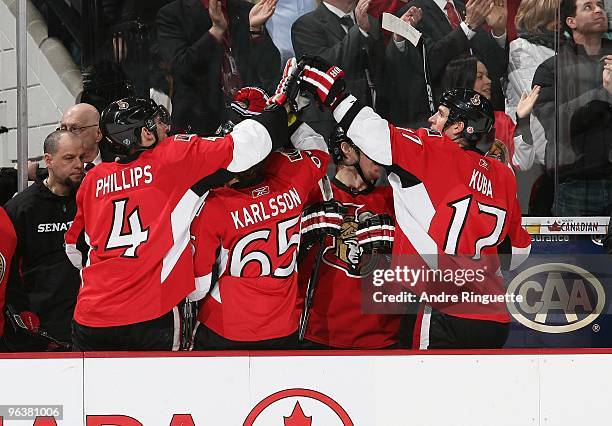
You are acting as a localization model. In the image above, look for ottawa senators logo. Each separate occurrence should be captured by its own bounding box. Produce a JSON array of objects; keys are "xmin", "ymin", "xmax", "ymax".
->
[
  {"xmin": 485, "ymin": 139, "xmax": 510, "ymax": 166},
  {"xmin": 322, "ymin": 203, "xmax": 379, "ymax": 278}
]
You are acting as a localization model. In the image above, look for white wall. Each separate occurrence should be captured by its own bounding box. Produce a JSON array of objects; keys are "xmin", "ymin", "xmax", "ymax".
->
[
  {"xmin": 1, "ymin": 351, "xmax": 612, "ymax": 425},
  {"xmin": 0, "ymin": 0, "xmax": 81, "ymax": 166}
]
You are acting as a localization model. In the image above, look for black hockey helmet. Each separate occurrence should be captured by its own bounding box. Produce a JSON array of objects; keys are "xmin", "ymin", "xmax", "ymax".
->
[
  {"xmin": 328, "ymin": 124, "xmax": 357, "ymax": 165},
  {"xmin": 100, "ymin": 97, "xmax": 170, "ymax": 155},
  {"xmin": 438, "ymin": 88, "xmax": 494, "ymax": 144},
  {"xmin": 328, "ymin": 124, "xmax": 377, "ymax": 190}
]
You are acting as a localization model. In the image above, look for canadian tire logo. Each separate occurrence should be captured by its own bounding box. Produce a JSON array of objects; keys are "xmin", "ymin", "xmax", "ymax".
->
[
  {"xmin": 243, "ymin": 388, "xmax": 353, "ymax": 425},
  {"xmin": 507, "ymin": 263, "xmax": 605, "ymax": 333}
]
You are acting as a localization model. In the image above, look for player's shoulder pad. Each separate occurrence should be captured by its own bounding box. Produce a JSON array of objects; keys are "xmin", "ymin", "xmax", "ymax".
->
[
  {"xmin": 423, "ymin": 128, "xmax": 442, "ymax": 138},
  {"xmin": 277, "ymin": 147, "xmax": 305, "ymax": 162},
  {"xmin": 173, "ymin": 134, "xmax": 198, "ymax": 142},
  {"xmin": 275, "ymin": 148, "xmax": 326, "ymax": 173}
]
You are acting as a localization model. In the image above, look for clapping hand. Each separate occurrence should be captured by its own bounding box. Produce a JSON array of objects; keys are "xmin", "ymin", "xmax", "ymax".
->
[
  {"xmin": 486, "ymin": 0, "xmax": 507, "ymax": 36},
  {"xmin": 465, "ymin": 0, "xmax": 491, "ymax": 30},
  {"xmin": 208, "ymin": 0, "xmax": 228, "ymax": 41},
  {"xmin": 355, "ymin": 0, "xmax": 371, "ymax": 33},
  {"xmin": 516, "ymin": 86, "xmax": 541, "ymax": 119},
  {"xmin": 249, "ymin": 0, "xmax": 276, "ymax": 32},
  {"xmin": 393, "ymin": 6, "xmax": 423, "ymax": 42},
  {"xmin": 603, "ymin": 55, "xmax": 612, "ymax": 94}
]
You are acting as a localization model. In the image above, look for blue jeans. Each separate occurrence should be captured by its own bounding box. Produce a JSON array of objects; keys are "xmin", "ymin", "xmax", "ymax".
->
[{"xmin": 553, "ymin": 179, "xmax": 612, "ymax": 216}]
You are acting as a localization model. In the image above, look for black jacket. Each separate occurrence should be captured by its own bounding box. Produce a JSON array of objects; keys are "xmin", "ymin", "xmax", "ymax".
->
[
  {"xmin": 0, "ymin": 168, "xmax": 18, "ymax": 206},
  {"xmin": 385, "ymin": 26, "xmax": 471, "ymax": 127},
  {"xmin": 4, "ymin": 181, "xmax": 80, "ymax": 343},
  {"xmin": 533, "ymin": 39, "xmax": 612, "ymax": 181},
  {"xmin": 157, "ymin": 0, "xmax": 281, "ymax": 135},
  {"xmin": 397, "ymin": 0, "xmax": 508, "ymax": 111},
  {"xmin": 292, "ymin": 4, "xmax": 387, "ymax": 137}
]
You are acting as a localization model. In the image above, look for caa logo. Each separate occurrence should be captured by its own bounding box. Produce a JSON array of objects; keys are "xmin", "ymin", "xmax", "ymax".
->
[
  {"xmin": 507, "ymin": 263, "xmax": 605, "ymax": 333},
  {"xmin": 244, "ymin": 388, "xmax": 353, "ymax": 425}
]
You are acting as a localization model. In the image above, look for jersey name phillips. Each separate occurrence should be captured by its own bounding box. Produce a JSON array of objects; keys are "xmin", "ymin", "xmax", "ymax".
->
[{"xmin": 96, "ymin": 165, "xmax": 153, "ymax": 197}]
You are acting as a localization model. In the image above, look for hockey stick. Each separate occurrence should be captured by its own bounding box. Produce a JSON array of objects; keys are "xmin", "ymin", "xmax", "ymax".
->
[
  {"xmin": 298, "ymin": 232, "xmax": 326, "ymax": 342},
  {"xmin": 298, "ymin": 176, "xmax": 335, "ymax": 342},
  {"xmin": 180, "ymin": 298, "xmax": 197, "ymax": 351},
  {"xmin": 4, "ymin": 304, "xmax": 72, "ymax": 351}
]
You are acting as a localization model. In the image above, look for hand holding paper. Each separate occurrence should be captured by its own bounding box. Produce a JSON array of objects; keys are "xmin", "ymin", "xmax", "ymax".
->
[{"xmin": 382, "ymin": 12, "xmax": 422, "ymax": 47}]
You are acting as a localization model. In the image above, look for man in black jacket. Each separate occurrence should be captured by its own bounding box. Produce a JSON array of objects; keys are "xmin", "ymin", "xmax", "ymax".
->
[
  {"xmin": 387, "ymin": 0, "xmax": 500, "ymax": 127},
  {"xmin": 533, "ymin": 0, "xmax": 612, "ymax": 216},
  {"xmin": 394, "ymin": 0, "xmax": 509, "ymax": 112},
  {"xmin": 3, "ymin": 130, "xmax": 84, "ymax": 350},
  {"xmin": 292, "ymin": 0, "xmax": 387, "ymax": 137},
  {"xmin": 157, "ymin": 0, "xmax": 281, "ymax": 135}
]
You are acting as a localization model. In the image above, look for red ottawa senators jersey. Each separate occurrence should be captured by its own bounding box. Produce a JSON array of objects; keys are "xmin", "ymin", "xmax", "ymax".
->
[
  {"xmin": 333, "ymin": 97, "xmax": 531, "ymax": 324},
  {"xmin": 0, "ymin": 208, "xmax": 17, "ymax": 337},
  {"xmin": 191, "ymin": 148, "xmax": 329, "ymax": 342},
  {"xmin": 65, "ymin": 121, "xmax": 273, "ymax": 328},
  {"xmin": 301, "ymin": 180, "xmax": 401, "ymax": 349}
]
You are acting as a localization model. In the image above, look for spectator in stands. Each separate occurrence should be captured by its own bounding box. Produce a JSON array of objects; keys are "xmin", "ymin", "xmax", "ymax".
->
[
  {"xmin": 79, "ymin": 62, "xmax": 137, "ymax": 114},
  {"xmin": 266, "ymin": 0, "xmax": 316, "ymax": 67},
  {"xmin": 395, "ymin": 0, "xmax": 510, "ymax": 111},
  {"xmin": 60, "ymin": 103, "xmax": 116, "ymax": 169},
  {"xmin": 441, "ymin": 55, "xmax": 540, "ymax": 170},
  {"xmin": 386, "ymin": 5, "xmax": 484, "ymax": 127},
  {"xmin": 506, "ymin": 0, "xmax": 558, "ymax": 170},
  {"xmin": 533, "ymin": 0, "xmax": 612, "ymax": 216},
  {"xmin": 3, "ymin": 131, "xmax": 84, "ymax": 350},
  {"xmin": 102, "ymin": 0, "xmax": 172, "ymax": 99},
  {"xmin": 157, "ymin": 0, "xmax": 281, "ymax": 135},
  {"xmin": 291, "ymin": 0, "xmax": 387, "ymax": 137},
  {"xmin": 0, "ymin": 103, "xmax": 107, "ymax": 207}
]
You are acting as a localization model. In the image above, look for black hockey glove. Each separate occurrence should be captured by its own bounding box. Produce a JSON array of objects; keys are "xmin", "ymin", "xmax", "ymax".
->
[
  {"xmin": 356, "ymin": 214, "xmax": 395, "ymax": 255},
  {"xmin": 300, "ymin": 200, "xmax": 347, "ymax": 245},
  {"xmin": 268, "ymin": 58, "xmax": 312, "ymax": 114},
  {"xmin": 298, "ymin": 55, "xmax": 346, "ymax": 109}
]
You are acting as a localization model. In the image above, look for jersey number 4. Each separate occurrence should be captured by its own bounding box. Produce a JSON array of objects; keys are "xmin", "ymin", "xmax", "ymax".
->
[
  {"xmin": 105, "ymin": 198, "xmax": 149, "ymax": 258},
  {"xmin": 230, "ymin": 215, "xmax": 301, "ymax": 278}
]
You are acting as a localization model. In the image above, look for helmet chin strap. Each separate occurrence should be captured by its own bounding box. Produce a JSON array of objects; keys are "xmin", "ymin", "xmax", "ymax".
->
[
  {"xmin": 135, "ymin": 126, "xmax": 161, "ymax": 152},
  {"xmin": 346, "ymin": 149, "xmax": 376, "ymax": 191}
]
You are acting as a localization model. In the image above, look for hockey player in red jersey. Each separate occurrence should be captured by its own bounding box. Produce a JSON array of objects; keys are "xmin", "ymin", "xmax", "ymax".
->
[
  {"xmin": 299, "ymin": 58, "xmax": 531, "ymax": 349},
  {"xmin": 188, "ymin": 82, "xmax": 333, "ymax": 350},
  {"xmin": 300, "ymin": 125, "xmax": 401, "ymax": 350},
  {"xmin": 0, "ymin": 208, "xmax": 16, "ymax": 350},
  {"xmin": 65, "ymin": 96, "xmax": 291, "ymax": 351}
]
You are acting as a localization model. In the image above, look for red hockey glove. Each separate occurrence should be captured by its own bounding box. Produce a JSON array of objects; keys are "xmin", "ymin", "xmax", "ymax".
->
[
  {"xmin": 231, "ymin": 86, "xmax": 269, "ymax": 117},
  {"xmin": 299, "ymin": 56, "xmax": 346, "ymax": 109},
  {"xmin": 17, "ymin": 311, "xmax": 41, "ymax": 333},
  {"xmin": 300, "ymin": 200, "xmax": 347, "ymax": 245},
  {"xmin": 269, "ymin": 57, "xmax": 309, "ymax": 113},
  {"xmin": 356, "ymin": 214, "xmax": 395, "ymax": 255}
]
